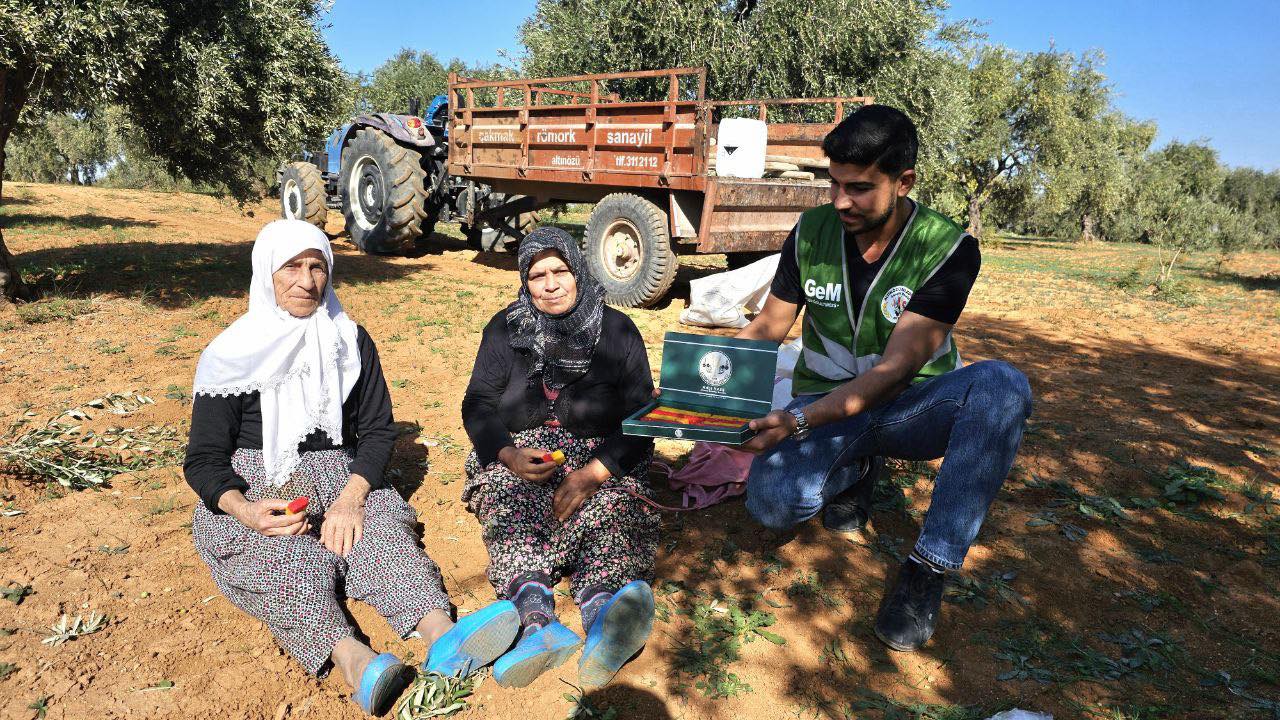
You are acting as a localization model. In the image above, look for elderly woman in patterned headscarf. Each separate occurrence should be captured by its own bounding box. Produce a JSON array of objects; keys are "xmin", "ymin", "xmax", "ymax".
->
[
  {"xmin": 184, "ymin": 220, "xmax": 519, "ymax": 715},
  {"xmin": 462, "ymin": 227, "xmax": 660, "ymax": 690}
]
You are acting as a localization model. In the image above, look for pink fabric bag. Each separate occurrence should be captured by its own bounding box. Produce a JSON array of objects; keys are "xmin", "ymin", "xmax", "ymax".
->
[{"xmin": 643, "ymin": 442, "xmax": 755, "ymax": 511}]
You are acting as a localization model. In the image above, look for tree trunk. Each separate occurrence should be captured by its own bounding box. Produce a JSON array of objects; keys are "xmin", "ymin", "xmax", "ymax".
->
[
  {"xmin": 0, "ymin": 155, "xmax": 31, "ymax": 303},
  {"xmin": 1079, "ymin": 213, "xmax": 1098, "ymax": 243},
  {"xmin": 0, "ymin": 65, "xmax": 35, "ymax": 303},
  {"xmin": 966, "ymin": 194, "xmax": 984, "ymax": 240}
]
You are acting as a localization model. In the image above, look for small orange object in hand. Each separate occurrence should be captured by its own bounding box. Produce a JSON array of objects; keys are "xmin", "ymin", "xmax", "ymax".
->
[
  {"xmin": 285, "ymin": 496, "xmax": 309, "ymax": 515},
  {"xmin": 539, "ymin": 450, "xmax": 566, "ymax": 465}
]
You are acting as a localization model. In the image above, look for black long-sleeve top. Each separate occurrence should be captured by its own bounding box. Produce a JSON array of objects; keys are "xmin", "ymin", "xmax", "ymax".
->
[
  {"xmin": 462, "ymin": 307, "xmax": 655, "ymax": 477},
  {"xmin": 183, "ymin": 325, "xmax": 397, "ymax": 514}
]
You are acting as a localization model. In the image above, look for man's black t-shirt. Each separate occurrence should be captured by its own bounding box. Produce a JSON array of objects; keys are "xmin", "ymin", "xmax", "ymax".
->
[{"xmin": 771, "ymin": 202, "xmax": 981, "ymax": 325}]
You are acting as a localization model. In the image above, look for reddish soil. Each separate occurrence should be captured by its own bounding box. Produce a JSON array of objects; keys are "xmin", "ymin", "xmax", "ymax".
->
[{"xmin": 1, "ymin": 183, "xmax": 1277, "ymax": 719}]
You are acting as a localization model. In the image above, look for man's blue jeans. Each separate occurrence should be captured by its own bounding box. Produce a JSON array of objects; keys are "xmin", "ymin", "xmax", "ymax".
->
[{"xmin": 745, "ymin": 360, "xmax": 1033, "ymax": 570}]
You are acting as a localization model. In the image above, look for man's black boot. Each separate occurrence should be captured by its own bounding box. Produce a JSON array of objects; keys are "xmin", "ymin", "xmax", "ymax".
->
[
  {"xmin": 874, "ymin": 555, "xmax": 946, "ymax": 652},
  {"xmin": 821, "ymin": 456, "xmax": 884, "ymax": 534}
]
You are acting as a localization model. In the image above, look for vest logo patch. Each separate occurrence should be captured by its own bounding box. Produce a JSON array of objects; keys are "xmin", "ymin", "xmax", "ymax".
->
[
  {"xmin": 803, "ymin": 278, "xmax": 843, "ymax": 308},
  {"xmin": 698, "ymin": 351, "xmax": 733, "ymax": 388},
  {"xmin": 881, "ymin": 286, "xmax": 913, "ymax": 323}
]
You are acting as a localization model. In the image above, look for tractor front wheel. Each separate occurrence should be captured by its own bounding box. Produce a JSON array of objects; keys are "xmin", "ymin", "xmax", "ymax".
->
[
  {"xmin": 279, "ymin": 162, "xmax": 327, "ymax": 230},
  {"xmin": 339, "ymin": 128, "xmax": 428, "ymax": 254}
]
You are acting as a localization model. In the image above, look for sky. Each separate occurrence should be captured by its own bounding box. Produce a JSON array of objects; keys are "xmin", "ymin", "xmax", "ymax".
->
[{"xmin": 320, "ymin": 0, "xmax": 1280, "ymax": 171}]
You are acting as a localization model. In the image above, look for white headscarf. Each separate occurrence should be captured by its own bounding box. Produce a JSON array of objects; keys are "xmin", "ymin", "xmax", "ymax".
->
[{"xmin": 193, "ymin": 220, "xmax": 361, "ymax": 487}]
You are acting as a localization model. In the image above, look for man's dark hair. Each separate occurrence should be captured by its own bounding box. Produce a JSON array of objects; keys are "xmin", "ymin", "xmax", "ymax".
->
[{"xmin": 821, "ymin": 105, "xmax": 918, "ymax": 176}]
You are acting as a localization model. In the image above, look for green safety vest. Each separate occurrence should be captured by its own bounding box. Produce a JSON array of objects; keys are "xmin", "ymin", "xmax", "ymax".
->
[{"xmin": 792, "ymin": 201, "xmax": 965, "ymax": 396}]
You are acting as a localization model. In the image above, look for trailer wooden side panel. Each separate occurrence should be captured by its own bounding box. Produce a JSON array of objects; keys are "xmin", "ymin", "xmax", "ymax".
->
[
  {"xmin": 446, "ymin": 68, "xmax": 870, "ymax": 255},
  {"xmin": 696, "ymin": 178, "xmax": 831, "ymax": 253}
]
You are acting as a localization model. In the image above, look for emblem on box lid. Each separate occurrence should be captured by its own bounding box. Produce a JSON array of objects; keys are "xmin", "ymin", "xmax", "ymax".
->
[{"xmin": 698, "ymin": 351, "xmax": 733, "ymax": 387}]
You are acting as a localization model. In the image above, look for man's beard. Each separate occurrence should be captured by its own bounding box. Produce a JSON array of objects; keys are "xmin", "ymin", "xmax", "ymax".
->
[{"xmin": 841, "ymin": 201, "xmax": 895, "ymax": 235}]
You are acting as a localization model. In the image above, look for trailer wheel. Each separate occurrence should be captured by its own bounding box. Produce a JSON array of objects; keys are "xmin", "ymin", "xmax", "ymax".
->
[
  {"xmin": 279, "ymin": 162, "xmax": 328, "ymax": 230},
  {"xmin": 584, "ymin": 193, "xmax": 676, "ymax": 308},
  {"xmin": 339, "ymin": 128, "xmax": 427, "ymax": 254}
]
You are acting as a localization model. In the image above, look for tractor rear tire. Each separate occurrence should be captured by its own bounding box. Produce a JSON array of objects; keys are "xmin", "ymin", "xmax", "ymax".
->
[
  {"xmin": 279, "ymin": 162, "xmax": 328, "ymax": 230},
  {"xmin": 340, "ymin": 128, "xmax": 428, "ymax": 254},
  {"xmin": 584, "ymin": 193, "xmax": 676, "ymax": 308}
]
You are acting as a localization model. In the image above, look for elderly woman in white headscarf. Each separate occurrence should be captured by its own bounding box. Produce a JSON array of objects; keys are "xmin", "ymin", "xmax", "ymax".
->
[{"xmin": 184, "ymin": 220, "xmax": 518, "ymax": 716}]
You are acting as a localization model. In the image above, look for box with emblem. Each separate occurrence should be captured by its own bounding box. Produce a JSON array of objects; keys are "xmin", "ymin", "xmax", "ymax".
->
[{"xmin": 622, "ymin": 331, "xmax": 778, "ymax": 444}]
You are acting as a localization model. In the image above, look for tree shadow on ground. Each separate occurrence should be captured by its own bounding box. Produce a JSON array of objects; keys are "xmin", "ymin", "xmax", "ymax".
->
[
  {"xmin": 1204, "ymin": 269, "xmax": 1280, "ymax": 293},
  {"xmin": 2, "ymin": 213, "xmax": 158, "ymax": 231},
  {"xmin": 646, "ymin": 315, "xmax": 1280, "ymax": 719},
  {"xmin": 0, "ymin": 195, "xmax": 35, "ymax": 206},
  {"xmin": 14, "ymin": 240, "xmax": 430, "ymax": 308}
]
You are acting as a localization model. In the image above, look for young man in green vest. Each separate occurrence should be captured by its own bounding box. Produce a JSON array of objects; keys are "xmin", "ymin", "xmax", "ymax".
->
[{"xmin": 737, "ymin": 105, "xmax": 1032, "ymax": 652}]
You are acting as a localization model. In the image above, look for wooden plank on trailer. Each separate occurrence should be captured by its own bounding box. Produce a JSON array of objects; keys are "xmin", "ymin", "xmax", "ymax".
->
[{"xmin": 710, "ymin": 178, "xmax": 829, "ymax": 208}]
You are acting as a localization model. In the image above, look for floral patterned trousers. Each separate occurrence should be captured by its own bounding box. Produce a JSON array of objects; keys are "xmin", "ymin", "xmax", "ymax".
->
[{"xmin": 463, "ymin": 426, "xmax": 660, "ymax": 602}]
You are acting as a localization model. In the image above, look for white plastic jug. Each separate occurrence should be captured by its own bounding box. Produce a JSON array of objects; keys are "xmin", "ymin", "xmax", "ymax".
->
[{"xmin": 715, "ymin": 118, "xmax": 767, "ymax": 178}]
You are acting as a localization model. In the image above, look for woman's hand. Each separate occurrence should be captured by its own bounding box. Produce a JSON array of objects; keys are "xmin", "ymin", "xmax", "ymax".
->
[
  {"xmin": 498, "ymin": 446, "xmax": 559, "ymax": 484},
  {"xmin": 322, "ymin": 474, "xmax": 370, "ymax": 557},
  {"xmin": 552, "ymin": 459, "xmax": 611, "ymax": 521},
  {"xmin": 219, "ymin": 491, "xmax": 311, "ymax": 537}
]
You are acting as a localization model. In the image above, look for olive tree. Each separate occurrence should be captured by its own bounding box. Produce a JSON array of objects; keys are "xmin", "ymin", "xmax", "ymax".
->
[
  {"xmin": 361, "ymin": 49, "xmax": 450, "ymax": 115},
  {"xmin": 0, "ymin": 0, "xmax": 349, "ymax": 302},
  {"xmin": 1120, "ymin": 141, "xmax": 1230, "ymax": 283},
  {"xmin": 950, "ymin": 47, "xmax": 1122, "ymax": 240}
]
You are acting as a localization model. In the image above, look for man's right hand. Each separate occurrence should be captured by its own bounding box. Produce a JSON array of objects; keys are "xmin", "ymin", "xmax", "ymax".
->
[
  {"xmin": 499, "ymin": 446, "xmax": 560, "ymax": 484},
  {"xmin": 219, "ymin": 491, "xmax": 311, "ymax": 536}
]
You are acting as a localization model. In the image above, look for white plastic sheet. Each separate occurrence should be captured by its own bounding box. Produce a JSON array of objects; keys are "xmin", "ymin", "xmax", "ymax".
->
[
  {"xmin": 680, "ymin": 254, "xmax": 780, "ymax": 329},
  {"xmin": 771, "ymin": 337, "xmax": 804, "ymax": 409}
]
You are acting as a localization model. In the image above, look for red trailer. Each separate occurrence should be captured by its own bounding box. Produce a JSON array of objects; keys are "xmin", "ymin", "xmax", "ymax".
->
[{"xmin": 448, "ymin": 67, "xmax": 870, "ymax": 307}]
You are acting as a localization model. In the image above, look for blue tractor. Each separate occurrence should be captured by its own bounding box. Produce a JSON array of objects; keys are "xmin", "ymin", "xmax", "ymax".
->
[{"xmin": 278, "ymin": 96, "xmax": 532, "ymax": 253}]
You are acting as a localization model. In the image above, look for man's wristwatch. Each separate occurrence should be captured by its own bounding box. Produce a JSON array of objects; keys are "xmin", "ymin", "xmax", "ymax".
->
[{"xmin": 787, "ymin": 408, "xmax": 811, "ymax": 441}]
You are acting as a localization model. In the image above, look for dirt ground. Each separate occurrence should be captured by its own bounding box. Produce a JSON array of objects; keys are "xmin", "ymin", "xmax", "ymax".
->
[{"xmin": 0, "ymin": 182, "xmax": 1277, "ymax": 720}]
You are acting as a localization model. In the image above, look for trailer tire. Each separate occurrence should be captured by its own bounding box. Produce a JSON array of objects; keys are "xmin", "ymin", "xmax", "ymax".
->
[
  {"xmin": 279, "ymin": 162, "xmax": 328, "ymax": 230},
  {"xmin": 584, "ymin": 193, "xmax": 676, "ymax": 308},
  {"xmin": 340, "ymin": 128, "xmax": 428, "ymax": 254}
]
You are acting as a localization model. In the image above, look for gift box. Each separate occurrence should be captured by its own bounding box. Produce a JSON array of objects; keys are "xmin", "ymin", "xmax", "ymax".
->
[{"xmin": 623, "ymin": 331, "xmax": 778, "ymax": 444}]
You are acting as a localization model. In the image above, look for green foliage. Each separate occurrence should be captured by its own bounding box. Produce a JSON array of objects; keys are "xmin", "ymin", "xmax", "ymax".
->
[
  {"xmin": 1221, "ymin": 167, "xmax": 1280, "ymax": 251},
  {"xmin": 785, "ymin": 570, "xmax": 844, "ymax": 608},
  {"xmin": 1097, "ymin": 629, "xmax": 1179, "ymax": 675},
  {"xmin": 362, "ymin": 49, "xmax": 450, "ymax": 114},
  {"xmin": 943, "ymin": 570, "xmax": 1027, "ymax": 608},
  {"xmin": 395, "ymin": 670, "xmax": 478, "ymax": 719},
  {"xmin": 562, "ymin": 681, "xmax": 618, "ymax": 720},
  {"xmin": 14, "ymin": 295, "xmax": 93, "ymax": 323},
  {"xmin": 1, "ymin": 0, "xmax": 349, "ymax": 200},
  {"xmin": 1158, "ymin": 461, "xmax": 1227, "ymax": 505},
  {"xmin": 672, "ymin": 595, "xmax": 783, "ymax": 699},
  {"xmin": 0, "ymin": 416, "xmax": 183, "ymax": 490},
  {"xmin": 951, "ymin": 46, "xmax": 1128, "ymax": 239},
  {"xmin": 847, "ymin": 688, "xmax": 990, "ymax": 720},
  {"xmin": 1, "ymin": 581, "xmax": 33, "ymax": 604}
]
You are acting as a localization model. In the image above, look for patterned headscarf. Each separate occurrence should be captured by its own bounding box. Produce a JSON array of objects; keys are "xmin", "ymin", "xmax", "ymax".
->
[{"xmin": 506, "ymin": 227, "xmax": 605, "ymax": 390}]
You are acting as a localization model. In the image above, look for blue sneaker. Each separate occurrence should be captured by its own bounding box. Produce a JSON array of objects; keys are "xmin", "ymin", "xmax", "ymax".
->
[
  {"xmin": 423, "ymin": 600, "xmax": 520, "ymax": 678},
  {"xmin": 352, "ymin": 652, "xmax": 410, "ymax": 716},
  {"xmin": 578, "ymin": 581, "xmax": 655, "ymax": 689},
  {"xmin": 493, "ymin": 622, "xmax": 583, "ymax": 688}
]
